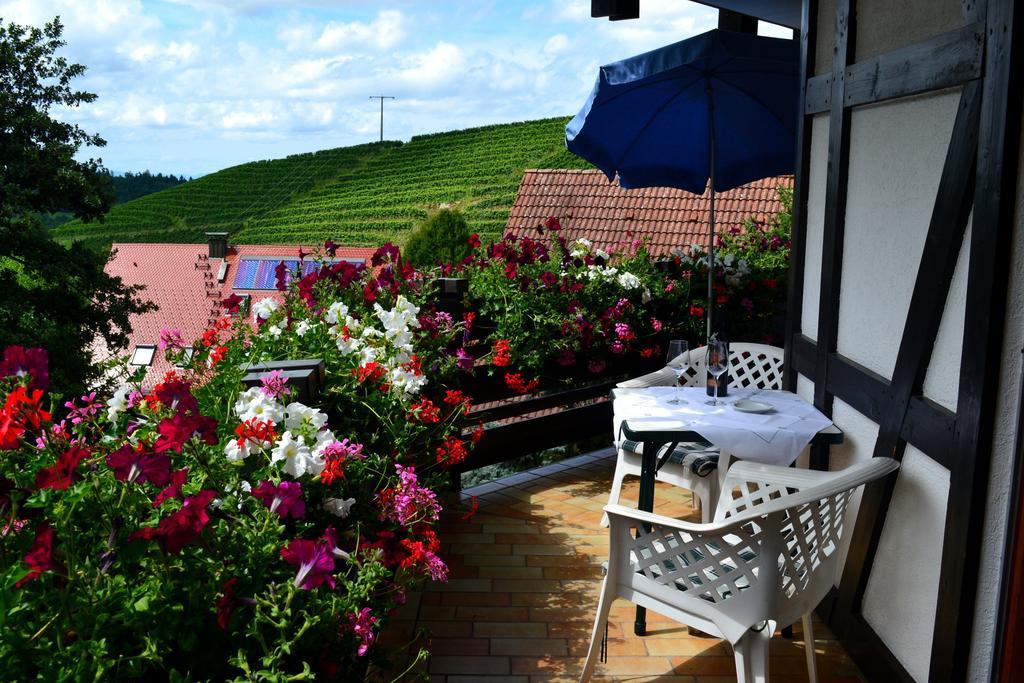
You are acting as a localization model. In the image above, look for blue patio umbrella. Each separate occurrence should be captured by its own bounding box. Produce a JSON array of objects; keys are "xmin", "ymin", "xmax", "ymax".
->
[{"xmin": 566, "ymin": 29, "xmax": 799, "ymax": 339}]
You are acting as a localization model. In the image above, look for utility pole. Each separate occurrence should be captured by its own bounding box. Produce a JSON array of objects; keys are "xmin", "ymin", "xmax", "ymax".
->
[{"xmin": 368, "ymin": 95, "xmax": 395, "ymax": 142}]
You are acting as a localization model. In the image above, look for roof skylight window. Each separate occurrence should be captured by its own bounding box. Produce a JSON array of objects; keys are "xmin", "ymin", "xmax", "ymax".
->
[{"xmin": 130, "ymin": 345, "xmax": 156, "ymax": 367}]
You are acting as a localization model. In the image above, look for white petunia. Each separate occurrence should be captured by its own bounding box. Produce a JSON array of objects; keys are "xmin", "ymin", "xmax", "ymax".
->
[
  {"xmin": 267, "ymin": 325, "xmax": 283, "ymax": 338},
  {"xmin": 323, "ymin": 497, "xmax": 356, "ymax": 518},
  {"xmin": 235, "ymin": 387, "xmax": 285, "ymax": 424},
  {"xmin": 336, "ymin": 335, "xmax": 361, "ymax": 354},
  {"xmin": 617, "ymin": 272, "xmax": 641, "ymax": 290},
  {"xmin": 252, "ymin": 297, "xmax": 280, "ymax": 321},
  {"xmin": 325, "ymin": 301, "xmax": 349, "ymax": 325},
  {"xmin": 295, "ymin": 320, "xmax": 312, "ymax": 336},
  {"xmin": 284, "ymin": 402, "xmax": 328, "ymax": 431},
  {"xmin": 595, "ymin": 248, "xmax": 611, "ymax": 260},
  {"xmin": 270, "ymin": 431, "xmax": 324, "ymax": 478},
  {"xmin": 106, "ymin": 386, "xmax": 130, "ymax": 422},
  {"xmin": 642, "ymin": 287, "xmax": 652, "ymax": 304},
  {"xmin": 359, "ymin": 346, "xmax": 379, "ymax": 365},
  {"xmin": 390, "ymin": 366, "xmax": 427, "ymax": 396},
  {"xmin": 224, "ymin": 439, "xmax": 250, "ymax": 462}
]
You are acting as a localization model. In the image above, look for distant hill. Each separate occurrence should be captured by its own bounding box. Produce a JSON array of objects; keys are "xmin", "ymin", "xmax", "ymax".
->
[
  {"xmin": 42, "ymin": 171, "xmax": 189, "ymax": 229},
  {"xmin": 54, "ymin": 117, "xmax": 592, "ymax": 250}
]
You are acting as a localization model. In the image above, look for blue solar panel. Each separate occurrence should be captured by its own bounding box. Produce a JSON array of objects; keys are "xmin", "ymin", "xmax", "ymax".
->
[{"xmin": 232, "ymin": 258, "xmax": 320, "ymax": 290}]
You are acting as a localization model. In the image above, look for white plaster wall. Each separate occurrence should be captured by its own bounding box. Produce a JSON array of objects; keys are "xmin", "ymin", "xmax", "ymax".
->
[
  {"xmin": 854, "ymin": 0, "xmax": 963, "ymax": 62},
  {"xmin": 800, "ymin": 114, "xmax": 829, "ymax": 341},
  {"xmin": 862, "ymin": 447, "xmax": 950, "ymax": 682},
  {"xmin": 966, "ymin": 119, "xmax": 1024, "ymax": 683},
  {"xmin": 837, "ymin": 89, "xmax": 961, "ymax": 382},
  {"xmin": 827, "ymin": 399, "xmax": 880, "ymax": 574},
  {"xmin": 922, "ymin": 219, "xmax": 971, "ymax": 411}
]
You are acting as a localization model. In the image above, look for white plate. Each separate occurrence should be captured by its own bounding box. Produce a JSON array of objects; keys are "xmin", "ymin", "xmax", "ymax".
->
[{"xmin": 732, "ymin": 399, "xmax": 774, "ymax": 414}]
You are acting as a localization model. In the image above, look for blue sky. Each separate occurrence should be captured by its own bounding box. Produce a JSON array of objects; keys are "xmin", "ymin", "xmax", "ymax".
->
[{"xmin": 0, "ymin": 1, "xmax": 789, "ymax": 176}]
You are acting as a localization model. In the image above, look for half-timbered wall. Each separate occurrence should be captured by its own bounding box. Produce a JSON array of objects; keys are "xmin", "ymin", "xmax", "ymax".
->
[{"xmin": 785, "ymin": 0, "xmax": 1022, "ymax": 680}]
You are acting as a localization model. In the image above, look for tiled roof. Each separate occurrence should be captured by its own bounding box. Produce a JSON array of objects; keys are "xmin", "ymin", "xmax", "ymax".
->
[
  {"xmin": 505, "ymin": 170, "xmax": 792, "ymax": 256},
  {"xmin": 104, "ymin": 242, "xmax": 376, "ymax": 385}
]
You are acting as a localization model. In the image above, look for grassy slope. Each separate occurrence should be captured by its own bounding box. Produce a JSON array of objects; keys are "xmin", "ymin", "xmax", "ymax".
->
[{"xmin": 54, "ymin": 117, "xmax": 591, "ymax": 250}]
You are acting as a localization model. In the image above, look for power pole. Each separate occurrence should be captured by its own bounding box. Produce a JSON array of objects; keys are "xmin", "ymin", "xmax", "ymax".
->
[{"xmin": 368, "ymin": 95, "xmax": 395, "ymax": 142}]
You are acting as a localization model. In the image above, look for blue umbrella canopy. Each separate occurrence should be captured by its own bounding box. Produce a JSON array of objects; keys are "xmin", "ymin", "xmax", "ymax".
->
[
  {"xmin": 566, "ymin": 29, "xmax": 799, "ymax": 339},
  {"xmin": 566, "ymin": 29, "xmax": 800, "ymax": 194}
]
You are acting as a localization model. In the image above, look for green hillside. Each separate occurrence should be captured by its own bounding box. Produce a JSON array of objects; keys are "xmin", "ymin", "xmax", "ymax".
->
[{"xmin": 54, "ymin": 117, "xmax": 591, "ymax": 250}]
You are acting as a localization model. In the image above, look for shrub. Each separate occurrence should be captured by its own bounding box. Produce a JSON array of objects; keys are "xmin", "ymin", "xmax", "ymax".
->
[{"xmin": 403, "ymin": 208, "xmax": 472, "ymax": 268}]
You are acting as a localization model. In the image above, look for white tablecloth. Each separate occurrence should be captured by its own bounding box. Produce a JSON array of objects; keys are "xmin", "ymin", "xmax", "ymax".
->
[{"xmin": 613, "ymin": 387, "xmax": 833, "ymax": 467}]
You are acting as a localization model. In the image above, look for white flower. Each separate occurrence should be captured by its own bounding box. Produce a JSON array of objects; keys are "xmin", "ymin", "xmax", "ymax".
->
[
  {"xmin": 723, "ymin": 253, "xmax": 736, "ymax": 267},
  {"xmin": 252, "ymin": 297, "xmax": 280, "ymax": 321},
  {"xmin": 234, "ymin": 387, "xmax": 285, "ymax": 424},
  {"xmin": 642, "ymin": 287, "xmax": 652, "ymax": 304},
  {"xmin": 390, "ymin": 366, "xmax": 427, "ymax": 396},
  {"xmin": 325, "ymin": 301, "xmax": 349, "ymax": 325},
  {"xmin": 224, "ymin": 439, "xmax": 250, "ymax": 462},
  {"xmin": 344, "ymin": 315, "xmax": 363, "ymax": 334},
  {"xmin": 295, "ymin": 320, "xmax": 312, "ymax": 336},
  {"xmin": 271, "ymin": 431, "xmax": 324, "ymax": 478},
  {"xmin": 595, "ymin": 248, "xmax": 611, "ymax": 260},
  {"xmin": 267, "ymin": 325, "xmax": 283, "ymax": 338},
  {"xmin": 617, "ymin": 272, "xmax": 641, "ymax": 290},
  {"xmin": 360, "ymin": 326, "xmax": 383, "ymax": 339},
  {"xmin": 312, "ymin": 429, "xmax": 337, "ymax": 457},
  {"xmin": 337, "ymin": 335, "xmax": 361, "ymax": 354},
  {"xmin": 106, "ymin": 386, "xmax": 130, "ymax": 422},
  {"xmin": 323, "ymin": 497, "xmax": 356, "ymax": 518},
  {"xmin": 284, "ymin": 402, "xmax": 328, "ymax": 431}
]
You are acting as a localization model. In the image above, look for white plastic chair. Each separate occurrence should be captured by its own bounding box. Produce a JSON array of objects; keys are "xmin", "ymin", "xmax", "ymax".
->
[
  {"xmin": 607, "ymin": 343, "xmax": 786, "ymax": 524},
  {"xmin": 581, "ymin": 457, "xmax": 899, "ymax": 683}
]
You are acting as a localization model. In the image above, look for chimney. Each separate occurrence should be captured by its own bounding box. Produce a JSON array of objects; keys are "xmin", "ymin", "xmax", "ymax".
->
[{"xmin": 206, "ymin": 232, "xmax": 229, "ymax": 259}]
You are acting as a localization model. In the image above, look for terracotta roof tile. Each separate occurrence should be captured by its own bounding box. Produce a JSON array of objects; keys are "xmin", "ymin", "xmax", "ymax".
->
[
  {"xmin": 105, "ymin": 242, "xmax": 376, "ymax": 386},
  {"xmin": 505, "ymin": 170, "xmax": 792, "ymax": 256}
]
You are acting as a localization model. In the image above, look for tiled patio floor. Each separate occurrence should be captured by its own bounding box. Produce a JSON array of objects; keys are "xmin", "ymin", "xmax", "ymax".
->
[{"xmin": 380, "ymin": 448, "xmax": 865, "ymax": 682}]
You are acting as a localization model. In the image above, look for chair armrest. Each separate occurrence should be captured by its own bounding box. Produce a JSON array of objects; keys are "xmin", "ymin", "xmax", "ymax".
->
[
  {"xmin": 721, "ymin": 460, "xmax": 838, "ymax": 492},
  {"xmin": 603, "ymin": 503, "xmax": 752, "ymax": 536}
]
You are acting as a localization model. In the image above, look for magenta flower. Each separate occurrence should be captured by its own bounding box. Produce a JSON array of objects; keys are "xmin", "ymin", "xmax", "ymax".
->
[
  {"xmin": 159, "ymin": 328, "xmax": 185, "ymax": 351},
  {"xmin": 251, "ymin": 480, "xmax": 306, "ymax": 519},
  {"xmin": 377, "ymin": 464, "xmax": 441, "ymax": 526},
  {"xmin": 107, "ymin": 444, "xmax": 172, "ymax": 487},
  {"xmin": 64, "ymin": 392, "xmax": 102, "ymax": 424},
  {"xmin": 0, "ymin": 346, "xmax": 49, "ymax": 391},
  {"xmin": 280, "ymin": 531, "xmax": 336, "ymax": 590},
  {"xmin": 259, "ymin": 370, "xmax": 290, "ymax": 400},
  {"xmin": 455, "ymin": 347, "xmax": 474, "ymax": 371},
  {"xmin": 347, "ymin": 607, "xmax": 378, "ymax": 656}
]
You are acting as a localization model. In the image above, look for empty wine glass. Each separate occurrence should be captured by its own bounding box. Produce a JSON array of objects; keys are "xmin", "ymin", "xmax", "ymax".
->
[
  {"xmin": 666, "ymin": 340, "xmax": 689, "ymax": 405},
  {"xmin": 705, "ymin": 340, "xmax": 729, "ymax": 406}
]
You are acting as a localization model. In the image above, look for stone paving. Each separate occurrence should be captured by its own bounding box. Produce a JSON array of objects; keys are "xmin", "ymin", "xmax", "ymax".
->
[{"xmin": 379, "ymin": 447, "xmax": 865, "ymax": 682}]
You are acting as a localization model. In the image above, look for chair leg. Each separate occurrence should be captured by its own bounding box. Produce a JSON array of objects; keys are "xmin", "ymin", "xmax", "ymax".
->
[
  {"xmin": 601, "ymin": 458, "xmax": 630, "ymax": 527},
  {"xmin": 579, "ymin": 576, "xmax": 615, "ymax": 682},
  {"xmin": 732, "ymin": 626, "xmax": 771, "ymax": 683},
  {"xmin": 802, "ymin": 613, "xmax": 818, "ymax": 683}
]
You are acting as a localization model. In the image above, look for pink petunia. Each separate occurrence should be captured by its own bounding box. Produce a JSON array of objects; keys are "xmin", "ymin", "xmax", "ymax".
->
[
  {"xmin": 280, "ymin": 530, "xmax": 336, "ymax": 590},
  {"xmin": 251, "ymin": 480, "xmax": 306, "ymax": 519}
]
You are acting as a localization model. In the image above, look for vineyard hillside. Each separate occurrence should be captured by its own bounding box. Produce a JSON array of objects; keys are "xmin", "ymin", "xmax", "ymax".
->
[{"xmin": 54, "ymin": 117, "xmax": 591, "ymax": 250}]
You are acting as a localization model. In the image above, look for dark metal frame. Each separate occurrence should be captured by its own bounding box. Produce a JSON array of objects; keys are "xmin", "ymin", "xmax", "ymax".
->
[{"xmin": 783, "ymin": 0, "xmax": 1023, "ymax": 681}]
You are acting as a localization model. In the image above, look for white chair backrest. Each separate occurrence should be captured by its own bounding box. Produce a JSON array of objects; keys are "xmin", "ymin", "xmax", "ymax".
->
[
  {"xmin": 690, "ymin": 342, "xmax": 784, "ymax": 390},
  {"xmin": 607, "ymin": 458, "xmax": 898, "ymax": 643}
]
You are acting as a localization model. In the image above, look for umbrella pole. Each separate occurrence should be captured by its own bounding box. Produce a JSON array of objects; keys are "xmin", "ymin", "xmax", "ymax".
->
[{"xmin": 706, "ymin": 84, "xmax": 716, "ymax": 343}]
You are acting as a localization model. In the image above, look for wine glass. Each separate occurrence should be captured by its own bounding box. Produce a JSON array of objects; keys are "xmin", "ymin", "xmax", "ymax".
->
[
  {"xmin": 705, "ymin": 340, "xmax": 729, "ymax": 406},
  {"xmin": 665, "ymin": 340, "xmax": 689, "ymax": 405}
]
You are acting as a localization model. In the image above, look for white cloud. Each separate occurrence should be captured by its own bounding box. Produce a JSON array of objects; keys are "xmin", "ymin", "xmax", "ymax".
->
[
  {"xmin": 391, "ymin": 42, "xmax": 466, "ymax": 90},
  {"xmin": 280, "ymin": 9, "xmax": 406, "ymax": 52},
  {"xmin": 544, "ymin": 33, "xmax": 570, "ymax": 55}
]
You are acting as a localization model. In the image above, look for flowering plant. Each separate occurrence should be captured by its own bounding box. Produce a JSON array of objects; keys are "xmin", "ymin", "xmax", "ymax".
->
[{"xmin": 0, "ymin": 243, "xmax": 476, "ymax": 680}]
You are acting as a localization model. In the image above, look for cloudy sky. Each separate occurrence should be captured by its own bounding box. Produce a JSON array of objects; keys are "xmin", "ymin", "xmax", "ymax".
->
[{"xmin": 1, "ymin": 0, "xmax": 790, "ymax": 176}]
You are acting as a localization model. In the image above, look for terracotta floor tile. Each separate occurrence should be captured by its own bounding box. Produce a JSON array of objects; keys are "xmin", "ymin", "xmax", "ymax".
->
[{"xmin": 475, "ymin": 622, "xmax": 549, "ymax": 638}]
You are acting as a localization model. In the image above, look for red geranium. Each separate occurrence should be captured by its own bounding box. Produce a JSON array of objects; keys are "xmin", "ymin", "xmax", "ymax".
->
[
  {"xmin": 355, "ymin": 362, "xmax": 387, "ymax": 386},
  {"xmin": 16, "ymin": 522, "xmax": 58, "ymax": 588},
  {"xmin": 504, "ymin": 372, "xmax": 539, "ymax": 395},
  {"xmin": 35, "ymin": 445, "xmax": 90, "ymax": 491},
  {"xmin": 435, "ymin": 436, "xmax": 469, "ymax": 466},
  {"xmin": 491, "ymin": 339, "xmax": 512, "ymax": 367},
  {"xmin": 442, "ymin": 390, "xmax": 472, "ymax": 413},
  {"xmin": 130, "ymin": 490, "xmax": 217, "ymax": 553},
  {"xmin": 408, "ymin": 399, "xmax": 440, "ymax": 424}
]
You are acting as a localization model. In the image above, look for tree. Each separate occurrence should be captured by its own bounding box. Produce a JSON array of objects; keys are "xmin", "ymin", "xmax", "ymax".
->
[
  {"xmin": 0, "ymin": 17, "xmax": 154, "ymax": 396},
  {"xmin": 404, "ymin": 208, "xmax": 472, "ymax": 268}
]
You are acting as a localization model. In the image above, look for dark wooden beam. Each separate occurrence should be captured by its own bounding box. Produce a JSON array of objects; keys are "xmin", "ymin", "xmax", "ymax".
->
[
  {"xmin": 812, "ymin": 0, "xmax": 855, "ymax": 416},
  {"xmin": 783, "ymin": 0, "xmax": 818, "ymax": 392},
  {"xmin": 842, "ymin": 614, "xmax": 916, "ymax": 683},
  {"xmin": 833, "ymin": 79, "xmax": 982, "ymax": 631},
  {"xmin": 804, "ymin": 24, "xmax": 984, "ymax": 115},
  {"xmin": 591, "ymin": 0, "xmax": 639, "ymax": 21},
  {"xmin": 932, "ymin": 0, "xmax": 1023, "ymax": 679}
]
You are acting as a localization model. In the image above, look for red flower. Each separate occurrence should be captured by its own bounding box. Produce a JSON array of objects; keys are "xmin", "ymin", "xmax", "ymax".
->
[
  {"xmin": 355, "ymin": 361, "xmax": 387, "ymax": 386},
  {"xmin": 251, "ymin": 480, "xmax": 306, "ymax": 519},
  {"xmin": 761, "ymin": 278, "xmax": 778, "ymax": 289},
  {"xmin": 491, "ymin": 339, "xmax": 512, "ymax": 367},
  {"xmin": 443, "ymin": 390, "xmax": 472, "ymax": 413},
  {"xmin": 16, "ymin": 522, "xmax": 58, "ymax": 588},
  {"xmin": 323, "ymin": 239, "xmax": 339, "ymax": 256},
  {"xmin": 0, "ymin": 414, "xmax": 24, "ymax": 450},
  {"xmin": 461, "ymin": 495, "xmax": 479, "ymax": 520},
  {"xmin": 234, "ymin": 418, "xmax": 277, "ymax": 447},
  {"xmin": 153, "ymin": 468, "xmax": 189, "ymax": 507},
  {"xmin": 35, "ymin": 445, "xmax": 90, "ymax": 490},
  {"xmin": 504, "ymin": 372, "xmax": 539, "ymax": 395},
  {"xmin": 274, "ymin": 261, "xmax": 289, "ymax": 291},
  {"xmin": 216, "ymin": 576, "xmax": 238, "ymax": 631},
  {"xmin": 689, "ymin": 304, "xmax": 705, "ymax": 318},
  {"xmin": 209, "ymin": 346, "xmax": 228, "ymax": 366},
  {"xmin": 435, "ymin": 436, "xmax": 469, "ymax": 466},
  {"xmin": 470, "ymin": 422, "xmax": 485, "ymax": 444},
  {"xmin": 371, "ymin": 243, "xmax": 400, "ymax": 266},
  {"xmin": 0, "ymin": 346, "xmax": 49, "ymax": 391},
  {"xmin": 281, "ymin": 529, "xmax": 337, "ymax": 590},
  {"xmin": 151, "ymin": 377, "xmax": 199, "ymax": 413},
  {"xmin": 5, "ymin": 385, "xmax": 50, "ymax": 430},
  {"xmin": 221, "ymin": 293, "xmax": 244, "ymax": 314},
  {"xmin": 468, "ymin": 233, "xmax": 481, "ymax": 248},
  {"xmin": 544, "ymin": 216, "xmax": 562, "ymax": 232},
  {"xmin": 408, "ymin": 399, "xmax": 441, "ymax": 424},
  {"xmin": 130, "ymin": 490, "xmax": 217, "ymax": 554},
  {"xmin": 154, "ymin": 412, "xmax": 218, "ymax": 454},
  {"xmin": 107, "ymin": 444, "xmax": 172, "ymax": 487}
]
